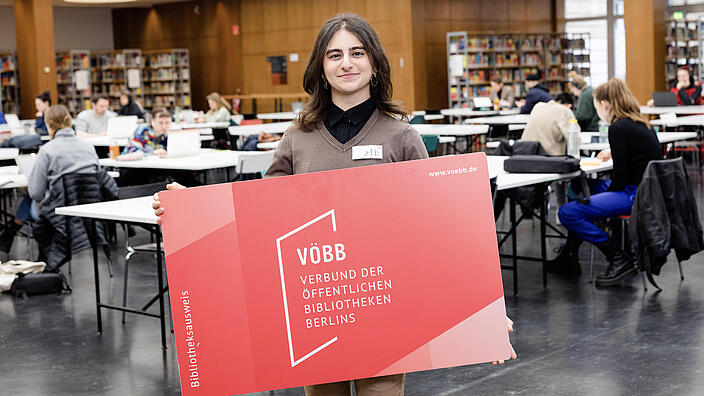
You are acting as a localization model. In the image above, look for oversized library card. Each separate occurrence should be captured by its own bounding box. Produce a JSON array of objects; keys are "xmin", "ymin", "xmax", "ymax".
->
[{"xmin": 160, "ymin": 152, "xmax": 510, "ymax": 395}]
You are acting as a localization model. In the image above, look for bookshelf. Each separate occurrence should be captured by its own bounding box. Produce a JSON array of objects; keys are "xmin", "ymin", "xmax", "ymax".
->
[
  {"xmin": 91, "ymin": 49, "xmax": 144, "ymax": 111},
  {"xmin": 0, "ymin": 51, "xmax": 19, "ymax": 115},
  {"xmin": 446, "ymin": 32, "xmax": 591, "ymax": 109},
  {"xmin": 56, "ymin": 49, "xmax": 91, "ymax": 114},
  {"xmin": 142, "ymin": 49, "xmax": 191, "ymax": 110},
  {"xmin": 665, "ymin": 19, "xmax": 702, "ymax": 87}
]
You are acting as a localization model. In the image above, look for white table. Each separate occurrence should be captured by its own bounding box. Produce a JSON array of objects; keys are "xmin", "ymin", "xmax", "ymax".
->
[
  {"xmin": 579, "ymin": 131, "xmax": 698, "ymax": 151},
  {"xmin": 412, "ymin": 124, "xmax": 488, "ymax": 136},
  {"xmin": 650, "ymin": 114, "xmax": 704, "ymax": 127},
  {"xmin": 84, "ymin": 134, "xmax": 213, "ymax": 148},
  {"xmin": 99, "ymin": 149, "xmax": 260, "ymax": 172},
  {"xmin": 466, "ymin": 114, "xmax": 531, "ymax": 125},
  {"xmin": 257, "ymin": 136, "xmax": 458, "ymax": 151},
  {"xmin": 640, "ymin": 106, "xmax": 704, "ymax": 115},
  {"xmin": 173, "ymin": 121, "xmax": 230, "ymax": 129},
  {"xmin": 55, "ymin": 196, "xmax": 166, "ymax": 348},
  {"xmin": 257, "ymin": 112, "xmax": 297, "ymax": 120},
  {"xmin": 228, "ymin": 121, "xmax": 291, "ymax": 136},
  {"xmin": 440, "ymin": 108, "xmax": 520, "ymax": 117},
  {"xmin": 0, "ymin": 148, "xmax": 19, "ymax": 161}
]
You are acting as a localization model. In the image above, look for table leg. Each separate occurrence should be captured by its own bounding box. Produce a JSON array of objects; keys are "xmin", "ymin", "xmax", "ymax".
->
[
  {"xmin": 510, "ymin": 196, "xmax": 518, "ymax": 296},
  {"xmin": 155, "ymin": 226, "xmax": 167, "ymax": 349},
  {"xmin": 91, "ymin": 219, "xmax": 103, "ymax": 335},
  {"xmin": 540, "ymin": 184, "xmax": 548, "ymax": 288},
  {"xmin": 252, "ymin": 99, "xmax": 258, "ymax": 114}
]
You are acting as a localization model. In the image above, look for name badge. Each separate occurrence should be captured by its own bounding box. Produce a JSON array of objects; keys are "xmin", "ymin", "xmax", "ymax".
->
[{"xmin": 352, "ymin": 145, "xmax": 383, "ymax": 160}]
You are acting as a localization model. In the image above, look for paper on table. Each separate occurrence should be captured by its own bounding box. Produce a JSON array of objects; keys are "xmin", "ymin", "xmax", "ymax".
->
[
  {"xmin": 127, "ymin": 68, "xmax": 142, "ymax": 89},
  {"xmin": 449, "ymin": 55, "xmax": 464, "ymax": 77},
  {"xmin": 75, "ymin": 70, "xmax": 90, "ymax": 91}
]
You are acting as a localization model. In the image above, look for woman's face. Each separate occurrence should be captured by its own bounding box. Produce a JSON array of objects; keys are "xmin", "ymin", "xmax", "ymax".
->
[
  {"xmin": 568, "ymin": 84, "xmax": 581, "ymax": 97},
  {"xmin": 323, "ymin": 29, "xmax": 373, "ymax": 100},
  {"xmin": 594, "ymin": 98, "xmax": 611, "ymax": 123},
  {"xmin": 208, "ymin": 99, "xmax": 218, "ymax": 111},
  {"xmin": 490, "ymin": 81, "xmax": 501, "ymax": 93},
  {"xmin": 120, "ymin": 95, "xmax": 129, "ymax": 106},
  {"xmin": 35, "ymin": 98, "xmax": 47, "ymax": 112},
  {"xmin": 677, "ymin": 69, "xmax": 691, "ymax": 88}
]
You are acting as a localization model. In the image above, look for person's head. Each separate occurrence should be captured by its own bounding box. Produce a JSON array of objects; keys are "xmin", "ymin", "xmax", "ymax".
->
[
  {"xmin": 567, "ymin": 71, "xmax": 587, "ymax": 96},
  {"xmin": 44, "ymin": 105, "xmax": 73, "ymax": 138},
  {"xmin": 206, "ymin": 92, "xmax": 231, "ymax": 112},
  {"xmin": 525, "ymin": 74, "xmax": 540, "ymax": 90},
  {"xmin": 490, "ymin": 76, "xmax": 503, "ymax": 93},
  {"xmin": 92, "ymin": 94, "xmax": 110, "ymax": 116},
  {"xmin": 593, "ymin": 78, "xmax": 649, "ymax": 127},
  {"xmin": 119, "ymin": 92, "xmax": 132, "ymax": 107},
  {"xmin": 297, "ymin": 13, "xmax": 405, "ymax": 131},
  {"xmin": 35, "ymin": 90, "xmax": 51, "ymax": 113},
  {"xmin": 150, "ymin": 108, "xmax": 172, "ymax": 136},
  {"xmin": 554, "ymin": 93, "xmax": 574, "ymax": 109},
  {"xmin": 677, "ymin": 66, "xmax": 694, "ymax": 89}
]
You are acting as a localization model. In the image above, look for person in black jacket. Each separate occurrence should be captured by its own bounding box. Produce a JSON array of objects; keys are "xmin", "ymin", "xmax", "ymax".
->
[
  {"xmin": 516, "ymin": 73, "xmax": 552, "ymax": 114},
  {"xmin": 547, "ymin": 78, "xmax": 662, "ymax": 286},
  {"xmin": 118, "ymin": 91, "xmax": 144, "ymax": 119}
]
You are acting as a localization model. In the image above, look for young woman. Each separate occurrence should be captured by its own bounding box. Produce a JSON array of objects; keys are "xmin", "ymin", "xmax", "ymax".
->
[
  {"xmin": 118, "ymin": 91, "xmax": 144, "ymax": 118},
  {"xmin": 567, "ymin": 71, "xmax": 599, "ymax": 131},
  {"xmin": 34, "ymin": 90, "xmax": 51, "ymax": 134},
  {"xmin": 547, "ymin": 78, "xmax": 662, "ymax": 286},
  {"xmin": 671, "ymin": 66, "xmax": 703, "ymax": 105},
  {"xmin": 203, "ymin": 92, "xmax": 232, "ymax": 122},
  {"xmin": 153, "ymin": 13, "xmax": 515, "ymax": 394}
]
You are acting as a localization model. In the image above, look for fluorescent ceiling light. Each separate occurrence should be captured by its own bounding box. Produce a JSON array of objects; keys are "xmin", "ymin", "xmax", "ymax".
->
[{"xmin": 63, "ymin": 0, "xmax": 138, "ymax": 3}]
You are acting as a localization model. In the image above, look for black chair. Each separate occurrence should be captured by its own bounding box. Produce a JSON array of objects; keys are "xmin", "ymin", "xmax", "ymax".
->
[{"xmin": 117, "ymin": 181, "xmax": 166, "ymax": 323}]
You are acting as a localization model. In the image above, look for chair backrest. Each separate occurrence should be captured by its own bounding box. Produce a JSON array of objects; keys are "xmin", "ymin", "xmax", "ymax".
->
[
  {"xmin": 240, "ymin": 119, "xmax": 263, "ymax": 126},
  {"xmin": 238, "ymin": 151, "xmax": 275, "ymax": 174},
  {"xmin": 118, "ymin": 181, "xmax": 167, "ymax": 200},
  {"xmin": 422, "ymin": 135, "xmax": 439, "ymax": 153},
  {"xmin": 409, "ymin": 115, "xmax": 425, "ymax": 124}
]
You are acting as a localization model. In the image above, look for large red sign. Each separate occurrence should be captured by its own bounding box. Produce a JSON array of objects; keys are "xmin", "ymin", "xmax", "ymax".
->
[{"xmin": 160, "ymin": 152, "xmax": 510, "ymax": 395}]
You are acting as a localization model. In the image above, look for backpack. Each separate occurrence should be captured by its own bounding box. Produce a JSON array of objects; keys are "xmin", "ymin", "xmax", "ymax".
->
[{"xmin": 10, "ymin": 272, "xmax": 71, "ymax": 299}]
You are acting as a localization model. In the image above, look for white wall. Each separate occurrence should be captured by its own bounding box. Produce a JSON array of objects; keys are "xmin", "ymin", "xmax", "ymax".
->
[{"xmin": 0, "ymin": 6, "xmax": 114, "ymax": 51}]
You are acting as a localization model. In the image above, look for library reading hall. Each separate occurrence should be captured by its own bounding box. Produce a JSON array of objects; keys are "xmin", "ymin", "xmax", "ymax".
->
[{"xmin": 2, "ymin": 0, "xmax": 704, "ymax": 395}]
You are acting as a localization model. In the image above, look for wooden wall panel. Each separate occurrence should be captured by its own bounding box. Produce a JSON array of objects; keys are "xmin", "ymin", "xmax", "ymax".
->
[{"xmin": 625, "ymin": 0, "xmax": 665, "ymax": 103}]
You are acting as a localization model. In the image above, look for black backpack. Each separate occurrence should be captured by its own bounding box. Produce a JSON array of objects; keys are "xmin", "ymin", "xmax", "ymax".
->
[{"xmin": 10, "ymin": 272, "xmax": 71, "ymax": 299}]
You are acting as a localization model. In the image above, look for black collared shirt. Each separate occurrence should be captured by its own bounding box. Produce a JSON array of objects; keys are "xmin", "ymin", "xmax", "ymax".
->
[{"xmin": 324, "ymin": 97, "xmax": 376, "ymax": 144}]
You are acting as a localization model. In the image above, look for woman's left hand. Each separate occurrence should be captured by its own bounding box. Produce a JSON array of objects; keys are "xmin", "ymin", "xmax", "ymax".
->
[{"xmin": 492, "ymin": 316, "xmax": 517, "ymax": 365}]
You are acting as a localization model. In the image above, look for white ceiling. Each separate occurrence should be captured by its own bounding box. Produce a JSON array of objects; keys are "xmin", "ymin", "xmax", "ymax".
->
[{"xmin": 0, "ymin": 0, "xmax": 191, "ymax": 8}]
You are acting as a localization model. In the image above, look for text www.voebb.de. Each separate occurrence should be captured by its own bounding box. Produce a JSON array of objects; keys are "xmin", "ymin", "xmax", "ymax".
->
[{"xmin": 428, "ymin": 166, "xmax": 478, "ymax": 177}]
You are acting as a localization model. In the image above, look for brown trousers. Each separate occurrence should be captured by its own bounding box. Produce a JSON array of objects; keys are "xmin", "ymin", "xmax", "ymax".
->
[{"xmin": 304, "ymin": 374, "xmax": 405, "ymax": 396}]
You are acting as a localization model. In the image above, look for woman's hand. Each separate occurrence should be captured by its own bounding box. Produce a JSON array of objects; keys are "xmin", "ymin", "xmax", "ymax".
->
[
  {"xmin": 153, "ymin": 148, "xmax": 167, "ymax": 158},
  {"xmin": 152, "ymin": 182, "xmax": 186, "ymax": 225},
  {"xmin": 597, "ymin": 148, "xmax": 612, "ymax": 161},
  {"xmin": 515, "ymin": 99, "xmax": 526, "ymax": 108},
  {"xmin": 646, "ymin": 99, "xmax": 655, "ymax": 107},
  {"xmin": 492, "ymin": 316, "xmax": 517, "ymax": 365}
]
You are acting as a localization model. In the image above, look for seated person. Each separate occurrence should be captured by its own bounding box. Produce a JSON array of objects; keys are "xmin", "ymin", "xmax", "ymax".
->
[
  {"xmin": 119, "ymin": 108, "xmax": 171, "ymax": 160},
  {"xmin": 489, "ymin": 76, "xmax": 515, "ymax": 108},
  {"xmin": 34, "ymin": 90, "xmax": 51, "ymax": 135},
  {"xmin": 202, "ymin": 92, "xmax": 232, "ymax": 123},
  {"xmin": 0, "ymin": 105, "xmax": 109, "ymax": 255},
  {"xmin": 547, "ymin": 78, "xmax": 662, "ymax": 287},
  {"xmin": 74, "ymin": 94, "xmax": 116, "ymax": 137},
  {"xmin": 117, "ymin": 91, "xmax": 144, "ymax": 119},
  {"xmin": 647, "ymin": 66, "xmax": 703, "ymax": 106},
  {"xmin": 515, "ymin": 73, "xmax": 552, "ymax": 114},
  {"xmin": 521, "ymin": 93, "xmax": 577, "ymax": 156},
  {"xmin": 567, "ymin": 71, "xmax": 600, "ymax": 131}
]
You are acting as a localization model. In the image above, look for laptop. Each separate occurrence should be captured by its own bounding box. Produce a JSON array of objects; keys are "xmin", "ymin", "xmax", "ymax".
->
[
  {"xmin": 166, "ymin": 131, "xmax": 201, "ymax": 158},
  {"xmin": 16, "ymin": 154, "xmax": 37, "ymax": 177},
  {"xmin": 180, "ymin": 110, "xmax": 196, "ymax": 123},
  {"xmin": 107, "ymin": 116, "xmax": 138, "ymax": 138},
  {"xmin": 472, "ymin": 96, "xmax": 493, "ymax": 110},
  {"xmin": 652, "ymin": 91, "xmax": 678, "ymax": 107},
  {"xmin": 5, "ymin": 114, "xmax": 20, "ymax": 129}
]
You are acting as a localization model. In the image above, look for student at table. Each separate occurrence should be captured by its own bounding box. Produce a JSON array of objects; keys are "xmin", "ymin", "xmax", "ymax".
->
[
  {"xmin": 202, "ymin": 92, "xmax": 232, "ymax": 122},
  {"xmin": 153, "ymin": 12, "xmax": 515, "ymax": 396},
  {"xmin": 521, "ymin": 93, "xmax": 578, "ymax": 156},
  {"xmin": 34, "ymin": 90, "xmax": 51, "ymax": 135},
  {"xmin": 547, "ymin": 78, "xmax": 662, "ymax": 287},
  {"xmin": 515, "ymin": 73, "xmax": 552, "ymax": 114},
  {"xmin": 117, "ymin": 91, "xmax": 144, "ymax": 119},
  {"xmin": 567, "ymin": 71, "xmax": 599, "ymax": 131},
  {"xmin": 647, "ymin": 66, "xmax": 703, "ymax": 106},
  {"xmin": 0, "ymin": 104, "xmax": 106, "ymax": 254},
  {"xmin": 74, "ymin": 94, "xmax": 116, "ymax": 137},
  {"xmin": 489, "ymin": 76, "xmax": 515, "ymax": 108}
]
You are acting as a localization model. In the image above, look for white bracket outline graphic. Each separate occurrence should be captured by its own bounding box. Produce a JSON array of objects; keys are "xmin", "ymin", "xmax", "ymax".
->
[{"xmin": 276, "ymin": 209, "xmax": 339, "ymax": 367}]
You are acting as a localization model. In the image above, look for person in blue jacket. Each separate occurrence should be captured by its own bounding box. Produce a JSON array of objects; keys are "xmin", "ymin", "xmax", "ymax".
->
[{"xmin": 516, "ymin": 73, "xmax": 552, "ymax": 114}]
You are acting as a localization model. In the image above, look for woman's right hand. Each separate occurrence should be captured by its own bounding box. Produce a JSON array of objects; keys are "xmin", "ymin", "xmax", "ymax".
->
[
  {"xmin": 646, "ymin": 99, "xmax": 655, "ymax": 107},
  {"xmin": 153, "ymin": 182, "xmax": 186, "ymax": 225}
]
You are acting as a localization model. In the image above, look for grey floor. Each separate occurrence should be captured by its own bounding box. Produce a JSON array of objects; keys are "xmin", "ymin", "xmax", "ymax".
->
[{"xmin": 1, "ymin": 162, "xmax": 704, "ymax": 395}]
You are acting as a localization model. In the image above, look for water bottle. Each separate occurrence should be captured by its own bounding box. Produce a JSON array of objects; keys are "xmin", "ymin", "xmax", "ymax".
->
[
  {"xmin": 598, "ymin": 120, "xmax": 608, "ymax": 143},
  {"xmin": 567, "ymin": 119, "xmax": 581, "ymax": 159}
]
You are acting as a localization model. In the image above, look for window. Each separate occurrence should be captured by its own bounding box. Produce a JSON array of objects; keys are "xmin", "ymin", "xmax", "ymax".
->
[{"xmin": 563, "ymin": 0, "xmax": 623, "ymax": 84}]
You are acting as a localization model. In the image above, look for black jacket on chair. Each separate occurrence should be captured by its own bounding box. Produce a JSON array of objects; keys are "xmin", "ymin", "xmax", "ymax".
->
[
  {"xmin": 34, "ymin": 168, "xmax": 118, "ymax": 271},
  {"xmin": 629, "ymin": 158, "xmax": 704, "ymax": 276}
]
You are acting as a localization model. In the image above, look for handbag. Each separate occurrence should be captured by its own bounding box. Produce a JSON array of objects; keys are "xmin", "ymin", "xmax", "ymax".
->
[
  {"xmin": 10, "ymin": 272, "xmax": 70, "ymax": 299},
  {"xmin": 503, "ymin": 155, "xmax": 580, "ymax": 174}
]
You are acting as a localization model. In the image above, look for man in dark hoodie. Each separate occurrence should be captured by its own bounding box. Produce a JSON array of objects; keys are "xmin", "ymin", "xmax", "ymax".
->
[{"xmin": 516, "ymin": 73, "xmax": 553, "ymax": 114}]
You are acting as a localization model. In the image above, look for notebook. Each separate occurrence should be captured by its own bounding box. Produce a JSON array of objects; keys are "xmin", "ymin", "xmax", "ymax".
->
[
  {"xmin": 16, "ymin": 154, "xmax": 37, "ymax": 177},
  {"xmin": 472, "ymin": 96, "xmax": 493, "ymax": 109},
  {"xmin": 652, "ymin": 91, "xmax": 678, "ymax": 107},
  {"xmin": 5, "ymin": 114, "xmax": 20, "ymax": 129},
  {"xmin": 107, "ymin": 116, "xmax": 138, "ymax": 138},
  {"xmin": 166, "ymin": 131, "xmax": 200, "ymax": 158}
]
